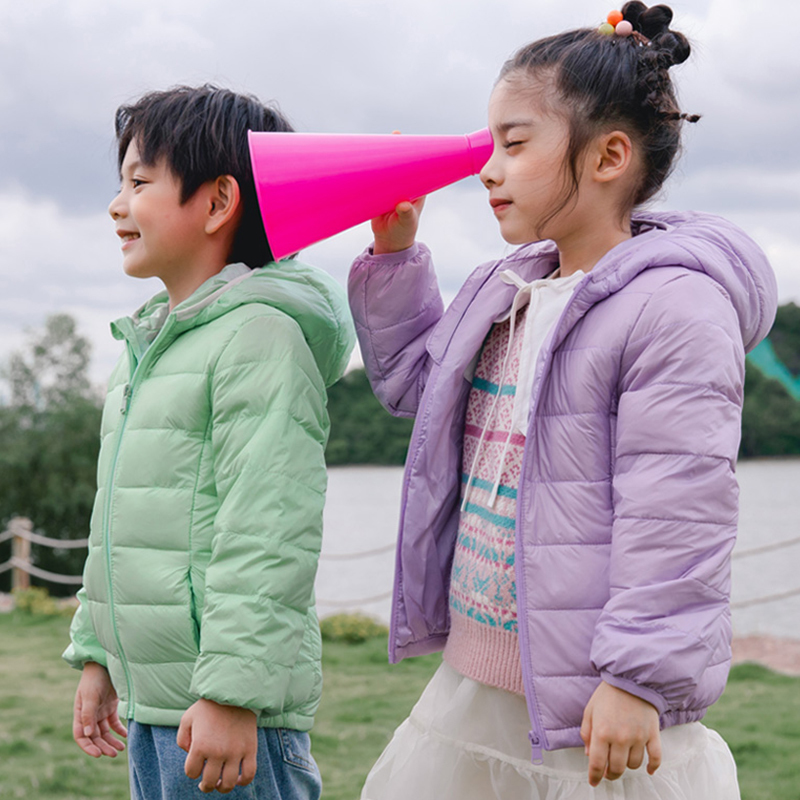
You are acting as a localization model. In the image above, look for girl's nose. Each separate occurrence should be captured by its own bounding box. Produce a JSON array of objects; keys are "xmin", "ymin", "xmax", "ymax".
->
[{"xmin": 479, "ymin": 146, "xmax": 502, "ymax": 189}]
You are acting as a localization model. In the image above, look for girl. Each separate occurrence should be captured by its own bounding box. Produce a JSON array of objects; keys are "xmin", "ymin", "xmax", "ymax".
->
[{"xmin": 349, "ymin": 3, "xmax": 777, "ymax": 799}]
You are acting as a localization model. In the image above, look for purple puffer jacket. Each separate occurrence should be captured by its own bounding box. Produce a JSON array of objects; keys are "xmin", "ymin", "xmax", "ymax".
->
[{"xmin": 348, "ymin": 211, "xmax": 777, "ymax": 758}]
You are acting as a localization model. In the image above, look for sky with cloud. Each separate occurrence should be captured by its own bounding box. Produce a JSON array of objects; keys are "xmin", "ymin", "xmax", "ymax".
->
[{"xmin": 1, "ymin": 0, "xmax": 798, "ymax": 383}]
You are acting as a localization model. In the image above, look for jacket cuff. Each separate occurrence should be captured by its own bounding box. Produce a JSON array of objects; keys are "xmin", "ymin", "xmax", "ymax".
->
[
  {"xmin": 63, "ymin": 598, "xmax": 109, "ymax": 670},
  {"xmin": 600, "ymin": 671, "xmax": 669, "ymax": 716},
  {"xmin": 358, "ymin": 242, "xmax": 421, "ymax": 266},
  {"xmin": 191, "ymin": 652, "xmax": 292, "ymax": 715},
  {"xmin": 62, "ymin": 640, "xmax": 108, "ymax": 671}
]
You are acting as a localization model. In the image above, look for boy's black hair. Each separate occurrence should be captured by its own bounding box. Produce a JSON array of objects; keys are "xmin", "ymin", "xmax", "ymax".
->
[
  {"xmin": 115, "ymin": 84, "xmax": 293, "ymax": 268},
  {"xmin": 500, "ymin": 1, "xmax": 699, "ymax": 220}
]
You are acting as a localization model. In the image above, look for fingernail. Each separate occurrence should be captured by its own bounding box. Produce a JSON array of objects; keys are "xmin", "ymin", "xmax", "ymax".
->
[{"xmin": 84, "ymin": 726, "xmax": 93, "ymax": 737}]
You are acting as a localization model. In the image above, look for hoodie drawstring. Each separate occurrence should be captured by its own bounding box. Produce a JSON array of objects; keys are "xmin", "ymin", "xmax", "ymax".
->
[
  {"xmin": 461, "ymin": 268, "xmax": 584, "ymax": 511},
  {"xmin": 461, "ymin": 271, "xmax": 531, "ymax": 512}
]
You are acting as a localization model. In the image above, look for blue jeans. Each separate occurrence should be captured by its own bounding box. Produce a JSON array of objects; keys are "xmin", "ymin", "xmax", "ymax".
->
[{"xmin": 128, "ymin": 721, "xmax": 322, "ymax": 800}]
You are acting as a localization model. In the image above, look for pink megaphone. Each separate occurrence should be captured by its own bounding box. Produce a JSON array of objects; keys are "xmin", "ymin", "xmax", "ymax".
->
[{"xmin": 248, "ymin": 128, "xmax": 494, "ymax": 260}]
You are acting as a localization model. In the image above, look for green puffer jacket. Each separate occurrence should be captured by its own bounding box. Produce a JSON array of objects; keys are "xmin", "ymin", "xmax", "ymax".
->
[{"xmin": 64, "ymin": 261, "xmax": 355, "ymax": 731}]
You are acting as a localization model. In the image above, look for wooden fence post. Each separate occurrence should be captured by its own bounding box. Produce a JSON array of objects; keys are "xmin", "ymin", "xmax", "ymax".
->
[{"xmin": 11, "ymin": 517, "xmax": 33, "ymax": 592}]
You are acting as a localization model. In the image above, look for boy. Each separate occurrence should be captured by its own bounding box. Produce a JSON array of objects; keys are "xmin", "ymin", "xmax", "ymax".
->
[{"xmin": 63, "ymin": 85, "xmax": 355, "ymax": 798}]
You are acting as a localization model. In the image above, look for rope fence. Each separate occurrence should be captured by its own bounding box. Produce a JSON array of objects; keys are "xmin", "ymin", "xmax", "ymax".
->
[
  {"xmin": 0, "ymin": 518, "xmax": 87, "ymax": 589},
  {"xmin": 730, "ymin": 533, "xmax": 800, "ymax": 610},
  {"xmin": 0, "ymin": 526, "xmax": 89, "ymax": 549},
  {"xmin": 316, "ymin": 542, "xmax": 395, "ymax": 607},
  {"xmin": 2, "ymin": 515, "xmax": 800, "ymax": 612},
  {"xmin": 316, "ymin": 590, "xmax": 395, "ymax": 608},
  {"xmin": 319, "ymin": 543, "xmax": 395, "ymax": 561},
  {"xmin": 732, "ymin": 534, "xmax": 800, "ymax": 560},
  {"xmin": 731, "ymin": 586, "xmax": 800, "ymax": 610}
]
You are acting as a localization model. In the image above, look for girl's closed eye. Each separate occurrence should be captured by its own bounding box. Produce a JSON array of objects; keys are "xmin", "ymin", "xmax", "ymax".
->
[{"xmin": 504, "ymin": 140, "xmax": 524, "ymax": 151}]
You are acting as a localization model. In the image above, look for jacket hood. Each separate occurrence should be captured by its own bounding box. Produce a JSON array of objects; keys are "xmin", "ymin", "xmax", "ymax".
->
[
  {"xmin": 505, "ymin": 210, "xmax": 778, "ymax": 354},
  {"xmin": 112, "ymin": 260, "xmax": 355, "ymax": 387}
]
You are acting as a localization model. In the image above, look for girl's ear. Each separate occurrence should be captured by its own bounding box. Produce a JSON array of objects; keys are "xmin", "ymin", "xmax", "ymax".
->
[
  {"xmin": 591, "ymin": 130, "xmax": 634, "ymax": 184},
  {"xmin": 205, "ymin": 174, "xmax": 241, "ymax": 235}
]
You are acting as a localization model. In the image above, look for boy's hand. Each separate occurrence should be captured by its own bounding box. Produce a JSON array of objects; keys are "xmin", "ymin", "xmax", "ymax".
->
[
  {"xmin": 177, "ymin": 699, "xmax": 258, "ymax": 794},
  {"xmin": 372, "ymin": 198, "xmax": 426, "ymax": 255},
  {"xmin": 580, "ymin": 680, "xmax": 662, "ymax": 787},
  {"xmin": 73, "ymin": 661, "xmax": 127, "ymax": 758}
]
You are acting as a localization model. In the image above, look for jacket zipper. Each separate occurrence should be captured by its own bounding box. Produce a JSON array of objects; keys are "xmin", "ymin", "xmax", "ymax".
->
[
  {"xmin": 515, "ymin": 321, "xmax": 573, "ymax": 762},
  {"xmin": 102, "ymin": 317, "xmax": 176, "ymax": 719},
  {"xmin": 515, "ymin": 437, "xmax": 545, "ymax": 763},
  {"xmin": 516, "ymin": 276, "xmax": 590, "ymax": 762},
  {"xmin": 103, "ymin": 372, "xmax": 136, "ymax": 716}
]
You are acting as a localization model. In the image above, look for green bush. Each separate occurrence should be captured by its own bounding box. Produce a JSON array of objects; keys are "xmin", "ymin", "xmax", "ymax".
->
[
  {"xmin": 325, "ymin": 369, "xmax": 414, "ymax": 465},
  {"xmin": 320, "ymin": 613, "xmax": 389, "ymax": 643},
  {"xmin": 12, "ymin": 587, "xmax": 59, "ymax": 616},
  {"xmin": 11, "ymin": 586, "xmax": 77, "ymax": 617},
  {"xmin": 770, "ymin": 302, "xmax": 800, "ymax": 377},
  {"xmin": 740, "ymin": 363, "xmax": 800, "ymax": 457},
  {"xmin": 1, "ymin": 314, "xmax": 101, "ymax": 595}
]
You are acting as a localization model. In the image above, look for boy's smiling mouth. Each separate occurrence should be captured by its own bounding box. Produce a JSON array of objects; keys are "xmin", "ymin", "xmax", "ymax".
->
[{"xmin": 117, "ymin": 230, "xmax": 141, "ymax": 247}]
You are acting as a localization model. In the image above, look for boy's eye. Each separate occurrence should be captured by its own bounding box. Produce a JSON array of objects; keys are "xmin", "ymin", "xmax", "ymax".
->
[{"xmin": 132, "ymin": 179, "xmax": 145, "ymax": 188}]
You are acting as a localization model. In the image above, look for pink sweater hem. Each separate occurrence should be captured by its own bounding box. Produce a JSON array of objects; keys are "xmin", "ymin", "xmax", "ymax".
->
[{"xmin": 443, "ymin": 611, "xmax": 525, "ymax": 695}]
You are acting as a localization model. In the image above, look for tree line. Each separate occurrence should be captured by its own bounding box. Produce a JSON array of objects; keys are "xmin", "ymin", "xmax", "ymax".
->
[{"xmin": 1, "ymin": 306, "xmax": 799, "ymax": 593}]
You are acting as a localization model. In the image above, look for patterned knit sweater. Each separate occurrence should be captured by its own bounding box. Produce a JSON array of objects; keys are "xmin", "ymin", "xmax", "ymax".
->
[{"xmin": 443, "ymin": 306, "xmax": 528, "ymax": 695}]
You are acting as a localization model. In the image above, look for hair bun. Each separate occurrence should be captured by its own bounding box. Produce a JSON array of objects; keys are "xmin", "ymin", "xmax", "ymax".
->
[
  {"xmin": 621, "ymin": 2, "xmax": 690, "ymax": 67},
  {"xmin": 639, "ymin": 4, "xmax": 673, "ymax": 39},
  {"xmin": 621, "ymin": 1, "xmax": 647, "ymax": 27},
  {"xmin": 652, "ymin": 30, "xmax": 691, "ymax": 66}
]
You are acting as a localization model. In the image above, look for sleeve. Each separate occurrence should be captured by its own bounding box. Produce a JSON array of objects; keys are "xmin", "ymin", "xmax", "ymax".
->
[
  {"xmin": 189, "ymin": 312, "xmax": 328, "ymax": 714},
  {"xmin": 63, "ymin": 587, "xmax": 108, "ymax": 669},
  {"xmin": 348, "ymin": 242, "xmax": 444, "ymax": 417},
  {"xmin": 590, "ymin": 272, "xmax": 745, "ymax": 714}
]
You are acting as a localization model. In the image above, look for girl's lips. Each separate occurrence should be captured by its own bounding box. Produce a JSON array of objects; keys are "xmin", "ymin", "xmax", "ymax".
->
[{"xmin": 491, "ymin": 199, "xmax": 512, "ymax": 214}]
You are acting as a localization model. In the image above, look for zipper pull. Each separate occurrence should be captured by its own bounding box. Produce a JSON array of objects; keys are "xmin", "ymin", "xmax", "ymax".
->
[
  {"xmin": 529, "ymin": 731, "xmax": 543, "ymax": 764},
  {"xmin": 120, "ymin": 384, "xmax": 133, "ymax": 415}
]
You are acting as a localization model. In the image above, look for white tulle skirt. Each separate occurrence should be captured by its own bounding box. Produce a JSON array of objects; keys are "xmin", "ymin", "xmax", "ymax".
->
[{"xmin": 361, "ymin": 662, "xmax": 740, "ymax": 800}]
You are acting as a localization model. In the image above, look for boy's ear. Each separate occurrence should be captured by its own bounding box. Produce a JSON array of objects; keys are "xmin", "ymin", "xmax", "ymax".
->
[
  {"xmin": 205, "ymin": 175, "xmax": 241, "ymax": 235},
  {"xmin": 590, "ymin": 130, "xmax": 634, "ymax": 184}
]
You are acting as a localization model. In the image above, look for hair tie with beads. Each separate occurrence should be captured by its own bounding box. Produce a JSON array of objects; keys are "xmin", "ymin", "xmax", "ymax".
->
[{"xmin": 599, "ymin": 10, "xmax": 636, "ymax": 38}]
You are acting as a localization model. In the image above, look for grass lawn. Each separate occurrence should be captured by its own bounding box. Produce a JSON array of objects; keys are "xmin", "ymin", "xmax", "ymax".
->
[{"xmin": 0, "ymin": 611, "xmax": 797, "ymax": 799}]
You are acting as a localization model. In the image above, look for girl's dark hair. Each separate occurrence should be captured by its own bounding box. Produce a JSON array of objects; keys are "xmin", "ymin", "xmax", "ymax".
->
[
  {"xmin": 115, "ymin": 84, "xmax": 293, "ymax": 268},
  {"xmin": 500, "ymin": 2, "xmax": 698, "ymax": 215}
]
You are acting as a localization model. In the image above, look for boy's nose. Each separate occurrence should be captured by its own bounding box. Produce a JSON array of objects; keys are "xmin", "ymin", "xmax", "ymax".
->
[{"xmin": 108, "ymin": 192, "xmax": 125, "ymax": 220}]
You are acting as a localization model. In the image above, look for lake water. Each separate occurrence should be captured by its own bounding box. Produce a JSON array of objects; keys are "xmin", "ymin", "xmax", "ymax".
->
[{"xmin": 317, "ymin": 459, "xmax": 800, "ymax": 640}]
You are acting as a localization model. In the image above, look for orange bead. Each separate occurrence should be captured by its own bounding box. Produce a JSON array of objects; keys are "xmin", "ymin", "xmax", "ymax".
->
[{"xmin": 607, "ymin": 10, "xmax": 624, "ymax": 26}]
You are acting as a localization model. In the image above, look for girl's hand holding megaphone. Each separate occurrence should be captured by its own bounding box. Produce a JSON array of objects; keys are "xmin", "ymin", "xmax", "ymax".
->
[
  {"xmin": 372, "ymin": 197, "xmax": 426, "ymax": 255},
  {"xmin": 372, "ymin": 128, "xmax": 425, "ymax": 255}
]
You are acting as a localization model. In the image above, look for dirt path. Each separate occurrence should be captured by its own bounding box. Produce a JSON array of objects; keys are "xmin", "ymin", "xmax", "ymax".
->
[{"xmin": 732, "ymin": 635, "xmax": 800, "ymax": 676}]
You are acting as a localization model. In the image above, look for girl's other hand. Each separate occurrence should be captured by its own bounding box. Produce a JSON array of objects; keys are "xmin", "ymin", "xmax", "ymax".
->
[
  {"xmin": 372, "ymin": 197, "xmax": 426, "ymax": 255},
  {"xmin": 580, "ymin": 680, "xmax": 662, "ymax": 787}
]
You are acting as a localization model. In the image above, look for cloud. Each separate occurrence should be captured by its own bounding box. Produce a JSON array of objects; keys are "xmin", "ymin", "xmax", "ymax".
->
[
  {"xmin": 0, "ymin": 189, "xmax": 156, "ymax": 384},
  {"xmin": 666, "ymin": 165, "xmax": 800, "ymax": 213},
  {"xmin": 0, "ymin": 0, "xmax": 624, "ymax": 207},
  {"xmin": 1, "ymin": 0, "xmax": 798, "ymax": 387},
  {"xmin": 675, "ymin": 1, "xmax": 800, "ymax": 173}
]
